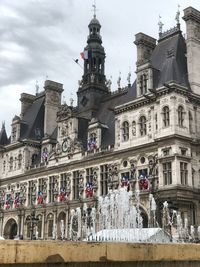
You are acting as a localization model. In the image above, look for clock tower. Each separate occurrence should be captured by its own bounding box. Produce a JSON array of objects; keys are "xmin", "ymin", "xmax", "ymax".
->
[{"xmin": 77, "ymin": 12, "xmax": 109, "ymax": 119}]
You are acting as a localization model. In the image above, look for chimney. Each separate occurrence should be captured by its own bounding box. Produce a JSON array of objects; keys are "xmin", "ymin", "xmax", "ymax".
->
[
  {"xmin": 134, "ymin": 33, "xmax": 156, "ymax": 66},
  {"xmin": 20, "ymin": 93, "xmax": 36, "ymax": 118},
  {"xmin": 44, "ymin": 80, "xmax": 63, "ymax": 137},
  {"xmin": 183, "ymin": 7, "xmax": 200, "ymax": 94}
]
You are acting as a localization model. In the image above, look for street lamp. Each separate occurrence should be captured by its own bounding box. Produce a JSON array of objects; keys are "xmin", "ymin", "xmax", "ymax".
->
[{"xmin": 27, "ymin": 211, "xmax": 39, "ymax": 240}]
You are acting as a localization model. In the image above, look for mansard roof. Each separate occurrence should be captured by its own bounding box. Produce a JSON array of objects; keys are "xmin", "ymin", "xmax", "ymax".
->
[
  {"xmin": 20, "ymin": 94, "xmax": 45, "ymax": 140},
  {"xmin": 150, "ymin": 30, "xmax": 189, "ymax": 88},
  {"xmin": 95, "ymin": 82, "xmax": 137, "ymax": 147}
]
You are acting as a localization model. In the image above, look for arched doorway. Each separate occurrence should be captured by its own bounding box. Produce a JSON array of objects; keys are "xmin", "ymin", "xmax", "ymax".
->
[{"xmin": 4, "ymin": 218, "xmax": 18, "ymax": 239}]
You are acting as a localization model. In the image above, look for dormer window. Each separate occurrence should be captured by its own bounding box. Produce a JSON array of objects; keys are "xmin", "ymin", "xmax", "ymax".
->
[
  {"xmin": 12, "ymin": 127, "xmax": 17, "ymax": 141},
  {"xmin": 88, "ymin": 133, "xmax": 97, "ymax": 150},
  {"xmin": 139, "ymin": 74, "xmax": 147, "ymax": 95}
]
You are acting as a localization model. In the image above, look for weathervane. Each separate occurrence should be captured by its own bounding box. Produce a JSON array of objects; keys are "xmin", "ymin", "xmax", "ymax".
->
[
  {"xmin": 158, "ymin": 15, "xmax": 164, "ymax": 35},
  {"xmin": 175, "ymin": 4, "xmax": 180, "ymax": 25},
  {"xmin": 92, "ymin": 0, "xmax": 97, "ymax": 18}
]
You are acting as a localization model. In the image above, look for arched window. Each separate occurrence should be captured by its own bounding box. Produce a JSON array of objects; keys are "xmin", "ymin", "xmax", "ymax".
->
[
  {"xmin": 189, "ymin": 111, "xmax": 193, "ymax": 133},
  {"xmin": 122, "ymin": 121, "xmax": 129, "ymax": 141},
  {"xmin": 47, "ymin": 213, "xmax": 53, "ymax": 238},
  {"xmin": 178, "ymin": 106, "xmax": 184, "ymax": 126},
  {"xmin": 139, "ymin": 116, "xmax": 147, "ymax": 136},
  {"xmin": 139, "ymin": 74, "xmax": 147, "ymax": 95},
  {"xmin": 163, "ymin": 106, "xmax": 170, "ymax": 127}
]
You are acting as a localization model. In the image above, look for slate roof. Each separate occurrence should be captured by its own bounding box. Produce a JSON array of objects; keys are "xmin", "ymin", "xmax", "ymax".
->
[
  {"xmin": 20, "ymin": 94, "xmax": 45, "ymax": 140},
  {"xmin": 150, "ymin": 30, "xmax": 189, "ymax": 88},
  {"xmin": 0, "ymin": 124, "xmax": 9, "ymax": 146}
]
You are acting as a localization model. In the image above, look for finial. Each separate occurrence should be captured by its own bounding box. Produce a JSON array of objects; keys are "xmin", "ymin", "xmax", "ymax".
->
[
  {"xmin": 92, "ymin": 0, "xmax": 97, "ymax": 18},
  {"xmin": 175, "ymin": 4, "xmax": 180, "ymax": 25},
  {"xmin": 46, "ymin": 75, "xmax": 48, "ymax": 80},
  {"xmin": 117, "ymin": 72, "xmax": 121, "ymax": 89},
  {"xmin": 127, "ymin": 68, "xmax": 131, "ymax": 86},
  {"xmin": 158, "ymin": 15, "xmax": 164, "ymax": 36},
  {"xmin": 35, "ymin": 80, "xmax": 39, "ymax": 95}
]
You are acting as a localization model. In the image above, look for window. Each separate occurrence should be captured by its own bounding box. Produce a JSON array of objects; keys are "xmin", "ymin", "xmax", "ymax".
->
[
  {"xmin": 100, "ymin": 164, "xmax": 108, "ymax": 196},
  {"xmin": 12, "ymin": 127, "xmax": 17, "ymax": 141},
  {"xmin": 47, "ymin": 214, "xmax": 53, "ymax": 238},
  {"xmin": 73, "ymin": 171, "xmax": 80, "ymax": 200},
  {"xmin": 155, "ymin": 114, "xmax": 158, "ymax": 130},
  {"xmin": 60, "ymin": 173, "xmax": 67, "ymax": 190},
  {"xmin": 9, "ymin": 157, "xmax": 13, "ymax": 171},
  {"xmin": 3, "ymin": 161, "xmax": 6, "ymax": 172},
  {"xmin": 28, "ymin": 180, "xmax": 35, "ymax": 205},
  {"xmin": 86, "ymin": 168, "xmax": 94, "ymax": 184},
  {"xmin": 163, "ymin": 149, "xmax": 170, "ymax": 156},
  {"xmin": 139, "ymin": 116, "xmax": 147, "ymax": 136},
  {"xmin": 180, "ymin": 162, "xmax": 188, "ymax": 185},
  {"xmin": 163, "ymin": 162, "xmax": 172, "ymax": 185},
  {"xmin": 139, "ymin": 74, "xmax": 147, "ymax": 95},
  {"xmin": 49, "ymin": 176, "xmax": 57, "ymax": 203},
  {"xmin": 163, "ymin": 106, "xmax": 170, "ymax": 127},
  {"xmin": 132, "ymin": 121, "xmax": 136, "ymax": 136},
  {"xmin": 122, "ymin": 121, "xmax": 129, "ymax": 141},
  {"xmin": 189, "ymin": 111, "xmax": 193, "ymax": 133},
  {"xmin": 18, "ymin": 154, "xmax": 22, "ymax": 169},
  {"xmin": 178, "ymin": 106, "xmax": 184, "ymax": 126},
  {"xmin": 88, "ymin": 133, "xmax": 97, "ymax": 150}
]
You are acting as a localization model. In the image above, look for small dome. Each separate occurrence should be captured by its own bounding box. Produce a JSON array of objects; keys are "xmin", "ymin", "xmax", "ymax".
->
[{"xmin": 89, "ymin": 16, "xmax": 101, "ymax": 27}]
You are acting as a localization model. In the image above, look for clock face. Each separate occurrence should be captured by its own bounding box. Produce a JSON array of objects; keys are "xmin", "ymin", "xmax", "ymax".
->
[{"xmin": 62, "ymin": 139, "xmax": 70, "ymax": 153}]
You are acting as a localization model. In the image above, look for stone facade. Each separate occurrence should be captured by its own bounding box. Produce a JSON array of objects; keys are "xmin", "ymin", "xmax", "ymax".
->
[{"xmin": 1, "ymin": 7, "xmax": 200, "ymax": 240}]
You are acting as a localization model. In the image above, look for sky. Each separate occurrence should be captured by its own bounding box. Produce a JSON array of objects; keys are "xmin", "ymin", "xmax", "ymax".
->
[{"xmin": 0, "ymin": 0, "xmax": 200, "ymax": 135}]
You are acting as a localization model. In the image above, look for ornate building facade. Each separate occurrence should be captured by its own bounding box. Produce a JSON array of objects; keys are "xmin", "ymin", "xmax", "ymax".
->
[{"xmin": 1, "ymin": 6, "xmax": 200, "ymax": 240}]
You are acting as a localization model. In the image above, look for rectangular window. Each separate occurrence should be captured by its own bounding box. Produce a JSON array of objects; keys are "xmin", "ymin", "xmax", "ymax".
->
[
  {"xmin": 100, "ymin": 165, "xmax": 108, "ymax": 196},
  {"xmin": 180, "ymin": 162, "xmax": 188, "ymax": 185},
  {"xmin": 163, "ymin": 162, "xmax": 172, "ymax": 185},
  {"xmin": 49, "ymin": 176, "xmax": 56, "ymax": 203},
  {"xmin": 73, "ymin": 171, "xmax": 80, "ymax": 199},
  {"xmin": 60, "ymin": 173, "xmax": 67, "ymax": 189},
  {"xmin": 86, "ymin": 168, "xmax": 94, "ymax": 183},
  {"xmin": 28, "ymin": 180, "xmax": 34, "ymax": 205}
]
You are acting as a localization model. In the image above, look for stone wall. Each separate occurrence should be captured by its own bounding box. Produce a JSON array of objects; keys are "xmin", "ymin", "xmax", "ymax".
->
[{"xmin": 0, "ymin": 241, "xmax": 200, "ymax": 266}]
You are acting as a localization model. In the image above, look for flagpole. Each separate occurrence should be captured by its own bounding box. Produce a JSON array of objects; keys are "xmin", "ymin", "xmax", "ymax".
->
[{"xmin": 73, "ymin": 59, "xmax": 83, "ymax": 70}]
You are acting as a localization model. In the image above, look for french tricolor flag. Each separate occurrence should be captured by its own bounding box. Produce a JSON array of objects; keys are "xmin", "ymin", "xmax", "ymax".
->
[{"xmin": 80, "ymin": 50, "xmax": 88, "ymax": 60}]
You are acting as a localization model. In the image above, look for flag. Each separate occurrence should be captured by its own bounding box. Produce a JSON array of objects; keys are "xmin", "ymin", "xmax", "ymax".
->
[
  {"xmin": 80, "ymin": 50, "xmax": 88, "ymax": 60},
  {"xmin": 80, "ymin": 50, "xmax": 92, "ymax": 60}
]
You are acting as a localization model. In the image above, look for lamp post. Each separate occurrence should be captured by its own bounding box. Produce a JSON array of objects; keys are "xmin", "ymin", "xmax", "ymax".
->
[{"xmin": 29, "ymin": 211, "xmax": 39, "ymax": 240}]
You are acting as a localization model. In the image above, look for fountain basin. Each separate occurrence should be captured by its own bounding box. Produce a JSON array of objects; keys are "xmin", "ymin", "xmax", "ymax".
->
[{"xmin": 0, "ymin": 240, "xmax": 200, "ymax": 266}]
